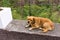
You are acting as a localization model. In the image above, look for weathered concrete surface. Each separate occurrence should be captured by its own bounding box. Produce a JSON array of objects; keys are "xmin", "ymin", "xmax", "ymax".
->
[{"xmin": 5, "ymin": 20, "xmax": 60, "ymax": 37}]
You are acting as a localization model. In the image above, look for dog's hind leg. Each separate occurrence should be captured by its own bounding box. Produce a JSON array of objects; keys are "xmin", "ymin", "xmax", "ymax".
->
[{"xmin": 42, "ymin": 22, "xmax": 49, "ymax": 32}]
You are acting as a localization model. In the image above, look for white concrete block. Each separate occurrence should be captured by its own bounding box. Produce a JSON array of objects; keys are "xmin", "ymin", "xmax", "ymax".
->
[{"xmin": 0, "ymin": 7, "xmax": 13, "ymax": 29}]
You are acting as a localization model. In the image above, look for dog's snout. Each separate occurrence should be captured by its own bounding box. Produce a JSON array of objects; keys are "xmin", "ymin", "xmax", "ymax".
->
[{"xmin": 28, "ymin": 21, "xmax": 29, "ymax": 23}]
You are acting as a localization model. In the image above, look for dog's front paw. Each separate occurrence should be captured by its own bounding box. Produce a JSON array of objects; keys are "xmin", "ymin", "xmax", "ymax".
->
[
  {"xmin": 25, "ymin": 24, "xmax": 31, "ymax": 28},
  {"xmin": 39, "ymin": 28, "xmax": 42, "ymax": 30},
  {"xmin": 29, "ymin": 28, "xmax": 33, "ymax": 30},
  {"xmin": 25, "ymin": 25, "xmax": 29, "ymax": 28}
]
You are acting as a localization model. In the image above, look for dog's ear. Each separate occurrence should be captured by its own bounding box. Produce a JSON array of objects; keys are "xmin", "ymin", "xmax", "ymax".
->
[{"xmin": 32, "ymin": 18, "xmax": 35, "ymax": 24}]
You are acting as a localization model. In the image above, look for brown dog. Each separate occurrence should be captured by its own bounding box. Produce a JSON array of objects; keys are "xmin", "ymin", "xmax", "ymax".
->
[
  {"xmin": 25, "ymin": 16, "xmax": 54, "ymax": 32},
  {"xmin": 25, "ymin": 16, "xmax": 42, "ymax": 30}
]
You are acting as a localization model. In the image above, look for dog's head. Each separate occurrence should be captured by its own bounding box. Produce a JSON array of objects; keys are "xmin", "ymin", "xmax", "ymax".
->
[{"xmin": 27, "ymin": 16, "xmax": 35, "ymax": 24}]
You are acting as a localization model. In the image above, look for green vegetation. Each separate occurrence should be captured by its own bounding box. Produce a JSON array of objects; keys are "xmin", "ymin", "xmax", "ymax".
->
[{"xmin": 0, "ymin": 0, "xmax": 60, "ymax": 23}]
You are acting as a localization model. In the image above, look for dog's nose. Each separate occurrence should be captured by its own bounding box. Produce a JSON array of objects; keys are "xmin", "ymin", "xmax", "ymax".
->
[{"xmin": 28, "ymin": 21, "xmax": 29, "ymax": 23}]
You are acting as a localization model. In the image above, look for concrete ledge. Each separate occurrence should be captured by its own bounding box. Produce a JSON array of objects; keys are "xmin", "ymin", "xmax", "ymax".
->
[{"xmin": 0, "ymin": 20, "xmax": 60, "ymax": 40}]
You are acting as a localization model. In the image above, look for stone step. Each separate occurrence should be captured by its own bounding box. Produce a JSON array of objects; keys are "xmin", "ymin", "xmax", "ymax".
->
[{"xmin": 0, "ymin": 20, "xmax": 60, "ymax": 40}]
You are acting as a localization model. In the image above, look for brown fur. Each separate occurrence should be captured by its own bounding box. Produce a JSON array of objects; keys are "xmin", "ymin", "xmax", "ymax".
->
[
  {"xmin": 40, "ymin": 17, "xmax": 54, "ymax": 32},
  {"xmin": 26, "ymin": 16, "xmax": 54, "ymax": 32}
]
